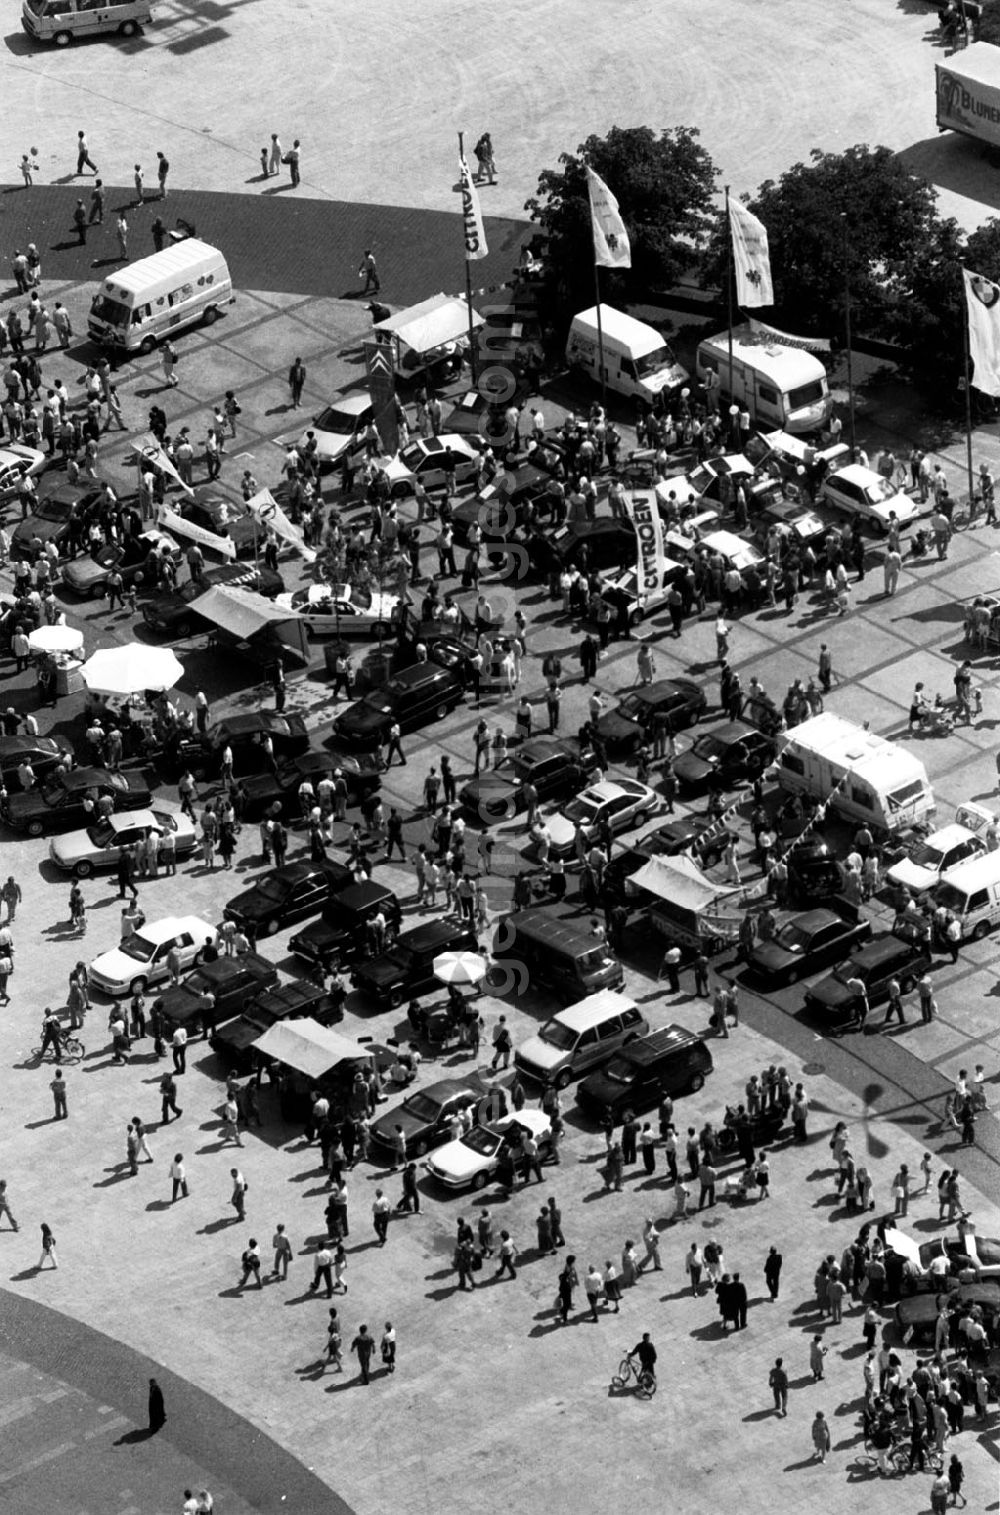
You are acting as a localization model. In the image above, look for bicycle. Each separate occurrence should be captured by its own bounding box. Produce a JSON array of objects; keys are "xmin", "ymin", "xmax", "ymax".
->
[
  {"xmin": 611, "ymin": 1350, "xmax": 657, "ymax": 1397},
  {"xmin": 863, "ymin": 1434, "xmax": 942, "ymax": 1476},
  {"xmin": 32, "ymin": 1035, "xmax": 84, "ymax": 1064},
  {"xmin": 950, "ymin": 493, "xmax": 981, "ymax": 531}
]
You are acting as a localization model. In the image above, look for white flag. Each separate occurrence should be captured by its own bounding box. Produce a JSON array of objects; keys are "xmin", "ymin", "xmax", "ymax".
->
[
  {"xmin": 729, "ymin": 198, "xmax": 773, "ymax": 307},
  {"xmin": 964, "ymin": 267, "xmax": 1000, "ymax": 396},
  {"xmin": 587, "ymin": 166, "xmax": 631, "ymax": 269},
  {"xmin": 459, "ymin": 150, "xmax": 488, "ymax": 262}
]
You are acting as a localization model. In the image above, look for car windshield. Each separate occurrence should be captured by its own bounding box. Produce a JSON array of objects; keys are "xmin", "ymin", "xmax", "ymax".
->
[
  {"xmin": 563, "ymin": 796, "xmax": 603, "ymax": 825},
  {"xmin": 36, "ymin": 499, "xmax": 71, "ymax": 522},
  {"xmin": 460, "ymin": 1128, "xmax": 499, "ymax": 1157},
  {"xmin": 362, "ymin": 692, "xmax": 394, "ymax": 713},
  {"xmin": 888, "ymin": 780, "xmax": 926, "ymax": 811},
  {"xmin": 773, "ymin": 922, "xmax": 816, "ymax": 952},
  {"xmin": 908, "ymin": 842, "xmax": 945, "ymax": 869},
  {"xmin": 615, "ymin": 694, "xmax": 647, "ymax": 720},
  {"xmin": 832, "ymin": 959, "xmax": 867, "ymax": 985},
  {"xmin": 86, "ymin": 821, "xmax": 116, "ymax": 847},
  {"xmin": 119, "ymin": 934, "xmax": 156, "ymax": 964},
  {"xmin": 596, "ymin": 1055, "xmax": 632, "ymax": 1086},
  {"xmin": 400, "ymin": 443, "xmax": 427, "ymax": 470},
  {"xmin": 403, "ymin": 1091, "xmax": 442, "ymax": 1122},
  {"xmin": 314, "ymin": 405, "xmax": 362, "ymax": 434},
  {"xmin": 635, "ymin": 343, "xmax": 676, "ymax": 378},
  {"xmin": 539, "ymin": 1020, "xmax": 577, "ymax": 1052},
  {"xmin": 253, "ymin": 879, "xmax": 287, "ymax": 904},
  {"xmin": 788, "ymin": 380, "xmax": 825, "ymax": 409},
  {"xmin": 866, "ymin": 477, "xmax": 896, "ymax": 504},
  {"xmin": 691, "ymin": 734, "xmax": 729, "ymax": 760}
]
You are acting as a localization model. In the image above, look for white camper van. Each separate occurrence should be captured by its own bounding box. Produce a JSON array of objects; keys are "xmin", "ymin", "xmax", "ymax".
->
[
  {"xmin": 696, "ymin": 326, "xmax": 831, "ymax": 434},
  {"xmin": 88, "ymin": 239, "xmax": 233, "ymax": 354},
  {"xmin": 566, "ymin": 305, "xmax": 688, "ymax": 403},
  {"xmin": 775, "ymin": 713, "xmax": 934, "ymax": 835}
]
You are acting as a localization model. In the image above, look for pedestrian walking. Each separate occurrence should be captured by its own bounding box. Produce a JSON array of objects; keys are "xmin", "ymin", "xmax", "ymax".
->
[
  {"xmin": 769, "ymin": 1357, "xmax": 789, "ymax": 1416},
  {"xmin": 0, "ymin": 1179, "xmax": 19, "ymax": 1231},
  {"xmin": 811, "ymin": 1410, "xmax": 831, "ymax": 1463},
  {"xmin": 495, "ymin": 1229, "xmax": 518, "ymax": 1279},
  {"xmin": 37, "ymin": 1222, "xmax": 58, "ymax": 1270},
  {"xmin": 359, "ymin": 250, "xmax": 380, "ymax": 293},
  {"xmin": 351, "ymin": 1324, "xmax": 375, "ymax": 1384},
  {"xmin": 238, "ymin": 1239, "xmax": 263, "ymax": 1289},
  {"xmin": 230, "ymin": 1166, "xmax": 248, "ymax": 1221},
  {"xmin": 156, "ymin": 151, "xmax": 169, "ymax": 197},
  {"xmin": 76, "ymin": 131, "xmax": 98, "ymax": 174},
  {"xmin": 380, "ymin": 1323, "xmax": 396, "ymax": 1374},
  {"xmin": 116, "ymin": 214, "xmax": 128, "ymax": 261}
]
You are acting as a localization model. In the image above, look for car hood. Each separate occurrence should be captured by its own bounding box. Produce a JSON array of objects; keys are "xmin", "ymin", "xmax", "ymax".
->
[
  {"xmin": 426, "ymin": 1136, "xmax": 485, "ymax": 1180},
  {"xmin": 224, "ymin": 889, "xmax": 276, "ymax": 923},
  {"xmin": 143, "ymin": 593, "xmax": 191, "ymax": 623},
  {"xmin": 371, "ymin": 1108, "xmax": 433, "ymax": 1145},
  {"xmin": 674, "ymin": 751, "xmax": 715, "ymax": 786},
  {"xmin": 153, "ymin": 983, "xmax": 206, "ymax": 1019},
  {"xmin": 461, "ymin": 774, "xmax": 519, "ymax": 805},
  {"xmin": 290, "ymin": 918, "xmax": 344, "ymax": 952},
  {"xmin": 517, "ymin": 1035, "xmax": 562, "ymax": 1073},
  {"xmin": 311, "ymin": 431, "xmax": 351, "ymax": 463},
  {"xmin": 804, "ymin": 975, "xmax": 853, "ymax": 1010},
  {"xmin": 886, "ymin": 858, "xmax": 937, "ymax": 892},
  {"xmin": 48, "ymin": 831, "xmax": 97, "ymax": 865},
  {"xmin": 353, "ymin": 952, "xmax": 404, "ymax": 988},
  {"xmin": 13, "ymin": 517, "xmax": 65, "ymax": 545},
  {"xmin": 3, "ymin": 791, "xmax": 47, "ymax": 821},
  {"xmin": 333, "ymin": 706, "xmax": 389, "ymax": 742},
  {"xmin": 749, "ymin": 942, "xmax": 802, "ymax": 975},
  {"xmin": 596, "ymin": 711, "xmax": 641, "ymax": 742},
  {"xmin": 90, "ymin": 946, "xmax": 143, "ymax": 984},
  {"xmin": 869, "ymin": 492, "xmax": 918, "ymax": 527},
  {"xmin": 62, "ymin": 558, "xmax": 105, "ymax": 589},
  {"xmin": 547, "ymin": 813, "xmax": 587, "ymax": 850}
]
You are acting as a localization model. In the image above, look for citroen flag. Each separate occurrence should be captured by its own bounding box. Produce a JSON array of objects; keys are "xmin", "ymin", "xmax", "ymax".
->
[
  {"xmin": 729, "ymin": 198, "xmax": 773, "ymax": 307},
  {"xmin": 459, "ymin": 149, "xmax": 488, "ymax": 262},
  {"xmin": 622, "ymin": 489, "xmax": 667, "ymax": 611},
  {"xmin": 964, "ymin": 267, "xmax": 1000, "ymax": 397},
  {"xmin": 586, "ymin": 167, "xmax": 631, "ymax": 270}
]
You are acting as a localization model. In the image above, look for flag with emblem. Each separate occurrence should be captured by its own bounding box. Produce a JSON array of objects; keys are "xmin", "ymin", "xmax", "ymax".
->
[
  {"xmin": 729, "ymin": 198, "xmax": 773, "ymax": 307},
  {"xmin": 964, "ymin": 267, "xmax": 1000, "ymax": 397},
  {"xmin": 586, "ymin": 167, "xmax": 631, "ymax": 269}
]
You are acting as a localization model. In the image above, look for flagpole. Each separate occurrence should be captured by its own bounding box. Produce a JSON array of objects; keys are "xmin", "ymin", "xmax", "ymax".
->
[
  {"xmin": 458, "ymin": 133, "xmax": 479, "ymax": 386},
  {"xmin": 840, "ymin": 214, "xmax": 857, "ymax": 460},
  {"xmin": 594, "ymin": 263, "xmax": 607, "ymax": 407},
  {"xmin": 961, "ymin": 265, "xmax": 975, "ymax": 508},
  {"xmin": 724, "ymin": 186, "xmax": 735, "ymax": 415}
]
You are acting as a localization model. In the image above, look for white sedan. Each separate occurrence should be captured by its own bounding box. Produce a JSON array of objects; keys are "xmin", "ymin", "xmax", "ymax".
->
[
  {"xmin": 424, "ymin": 1111, "xmax": 552, "ymax": 1190},
  {"xmin": 0, "ymin": 443, "xmax": 46, "ymax": 506},
  {"xmin": 274, "ymin": 582, "xmax": 402, "ymax": 638},
  {"xmin": 545, "ymin": 779, "xmax": 663, "ymax": 859},
  {"xmin": 49, "ymin": 807, "xmax": 197, "ymax": 878},
  {"xmin": 89, "ymin": 914, "xmax": 218, "ymax": 997},
  {"xmin": 819, "ymin": 464, "xmax": 919, "ymax": 531},
  {"xmin": 382, "ymin": 434, "xmax": 481, "ymax": 498}
]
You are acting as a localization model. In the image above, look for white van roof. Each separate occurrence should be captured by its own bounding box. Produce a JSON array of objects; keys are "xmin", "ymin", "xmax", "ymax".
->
[
  {"xmin": 934, "ymin": 850, "xmax": 1000, "ymax": 896},
  {"xmin": 98, "ymin": 238, "xmax": 225, "ymax": 300},
  {"xmin": 778, "ymin": 712, "xmax": 929, "ymax": 788},
  {"xmin": 553, "ymin": 989, "xmax": 640, "ymax": 1032},
  {"xmin": 574, "ymin": 305, "xmax": 667, "ymax": 358},
  {"xmin": 700, "ymin": 328, "xmax": 825, "ymax": 387}
]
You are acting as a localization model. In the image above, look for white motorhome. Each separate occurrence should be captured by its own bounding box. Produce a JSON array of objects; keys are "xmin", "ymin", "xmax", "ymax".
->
[
  {"xmin": 775, "ymin": 713, "xmax": 934, "ymax": 835},
  {"xmin": 88, "ymin": 239, "xmax": 234, "ymax": 354},
  {"xmin": 696, "ymin": 326, "xmax": 831, "ymax": 434},
  {"xmin": 566, "ymin": 305, "xmax": 688, "ymax": 403}
]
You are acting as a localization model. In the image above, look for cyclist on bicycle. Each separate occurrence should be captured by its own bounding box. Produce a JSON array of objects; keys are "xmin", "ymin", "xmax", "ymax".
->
[
  {"xmin": 629, "ymin": 1333, "xmax": 657, "ymax": 1382},
  {"xmin": 40, "ymin": 1008, "xmax": 64, "ymax": 1062}
]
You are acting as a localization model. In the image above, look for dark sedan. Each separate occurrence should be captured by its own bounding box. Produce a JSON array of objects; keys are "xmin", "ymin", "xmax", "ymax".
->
[
  {"xmin": 0, "ymin": 734, "xmax": 74, "ymax": 791},
  {"xmin": 895, "ymin": 1282, "xmax": 1000, "ymax": 1346},
  {"xmin": 459, "ymin": 737, "xmax": 592, "ymax": 825},
  {"xmin": 786, "ymin": 838, "xmax": 849, "ymax": 905},
  {"xmin": 223, "ymin": 858, "xmax": 353, "ymax": 936},
  {"xmin": 748, "ymin": 908, "xmax": 871, "ymax": 986},
  {"xmin": 370, "ymin": 1074, "xmax": 505, "ymax": 1158},
  {"xmin": 239, "ymin": 749, "xmax": 381, "ymax": 821},
  {"xmin": 11, "ymin": 481, "xmax": 103, "ymax": 558},
  {"xmin": 526, "ymin": 520, "xmax": 636, "ymax": 577},
  {"xmin": 803, "ymin": 923, "xmax": 932, "ymax": 1028},
  {"xmin": 596, "ymin": 679, "xmax": 706, "ymax": 756},
  {"xmin": 161, "ymin": 712, "xmax": 311, "ymax": 781},
  {"xmin": 674, "ymin": 721, "xmax": 776, "ymax": 791},
  {"xmin": 179, "ymin": 485, "xmax": 259, "ymax": 558},
  {"xmin": 2, "ymin": 766, "xmax": 152, "ymax": 837},
  {"xmin": 142, "ymin": 563, "xmax": 285, "ymax": 637}
]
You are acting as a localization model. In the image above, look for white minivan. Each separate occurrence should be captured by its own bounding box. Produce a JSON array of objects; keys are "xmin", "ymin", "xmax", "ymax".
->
[
  {"xmin": 22, "ymin": 0, "xmax": 152, "ymax": 45},
  {"xmin": 566, "ymin": 305, "xmax": 688, "ymax": 404},
  {"xmin": 88, "ymin": 239, "xmax": 234, "ymax": 354}
]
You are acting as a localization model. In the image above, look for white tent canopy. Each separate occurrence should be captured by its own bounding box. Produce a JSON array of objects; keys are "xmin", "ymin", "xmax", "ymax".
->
[
  {"xmin": 253, "ymin": 1018, "xmax": 372, "ymax": 1080},
  {"xmin": 373, "ymin": 293, "xmax": 483, "ymax": 354},
  {"xmin": 630, "ymin": 854, "xmax": 739, "ymax": 909},
  {"xmin": 191, "ymin": 584, "xmax": 298, "ymax": 638}
]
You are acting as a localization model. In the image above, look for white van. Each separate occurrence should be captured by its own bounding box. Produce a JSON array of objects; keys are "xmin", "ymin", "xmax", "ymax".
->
[
  {"xmin": 696, "ymin": 326, "xmax": 831, "ymax": 434},
  {"xmin": 88, "ymin": 239, "xmax": 233, "ymax": 354},
  {"xmin": 776, "ymin": 712, "xmax": 934, "ymax": 835},
  {"xmin": 932, "ymin": 852, "xmax": 1000, "ymax": 941},
  {"xmin": 22, "ymin": 0, "xmax": 152, "ymax": 45},
  {"xmin": 514, "ymin": 990, "xmax": 648, "ymax": 1089},
  {"xmin": 886, "ymin": 803, "xmax": 993, "ymax": 897},
  {"xmin": 566, "ymin": 305, "xmax": 688, "ymax": 404}
]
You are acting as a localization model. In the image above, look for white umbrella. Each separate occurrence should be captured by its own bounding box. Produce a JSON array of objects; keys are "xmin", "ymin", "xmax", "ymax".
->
[
  {"xmin": 433, "ymin": 950, "xmax": 488, "ymax": 986},
  {"xmin": 27, "ymin": 625, "xmax": 84, "ymax": 654},
  {"xmin": 81, "ymin": 644, "xmax": 184, "ymax": 696}
]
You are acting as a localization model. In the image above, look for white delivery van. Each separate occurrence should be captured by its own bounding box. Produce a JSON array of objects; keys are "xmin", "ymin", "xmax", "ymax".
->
[
  {"xmin": 775, "ymin": 712, "xmax": 934, "ymax": 835},
  {"xmin": 88, "ymin": 239, "xmax": 234, "ymax": 354},
  {"xmin": 566, "ymin": 305, "xmax": 688, "ymax": 403},
  {"xmin": 22, "ymin": 0, "xmax": 152, "ymax": 44},
  {"xmin": 931, "ymin": 852, "xmax": 1000, "ymax": 941},
  {"xmin": 696, "ymin": 325, "xmax": 831, "ymax": 434}
]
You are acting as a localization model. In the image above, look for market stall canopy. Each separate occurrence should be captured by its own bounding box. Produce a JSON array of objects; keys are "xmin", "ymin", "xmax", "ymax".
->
[
  {"xmin": 81, "ymin": 643, "xmax": 183, "ymax": 695},
  {"xmin": 27, "ymin": 626, "xmax": 84, "ymax": 654},
  {"xmin": 189, "ymin": 584, "xmax": 309, "ymax": 666},
  {"xmin": 630, "ymin": 854, "xmax": 739, "ymax": 908},
  {"xmin": 253, "ymin": 1018, "xmax": 372, "ymax": 1080},
  {"xmin": 373, "ymin": 293, "xmax": 483, "ymax": 353}
]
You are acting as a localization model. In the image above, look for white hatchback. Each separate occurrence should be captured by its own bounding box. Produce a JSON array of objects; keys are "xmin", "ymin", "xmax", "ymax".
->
[
  {"xmin": 820, "ymin": 464, "xmax": 919, "ymax": 531},
  {"xmin": 89, "ymin": 914, "xmax": 218, "ymax": 997}
]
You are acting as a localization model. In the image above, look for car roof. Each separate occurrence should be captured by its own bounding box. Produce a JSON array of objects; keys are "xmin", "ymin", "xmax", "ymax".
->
[
  {"xmin": 213, "ymin": 713, "xmax": 305, "ymax": 739},
  {"xmin": 252, "ymin": 978, "xmax": 329, "ymax": 1013},
  {"xmin": 105, "ymin": 809, "xmax": 158, "ymax": 834},
  {"xmin": 329, "ymin": 880, "xmax": 397, "ymax": 912},
  {"xmin": 409, "ymin": 1076, "xmax": 481, "ymax": 1103},
  {"xmin": 851, "ymin": 933, "xmax": 919, "ymax": 966},
  {"xmin": 621, "ymin": 679, "xmax": 695, "ymax": 705},
  {"xmin": 784, "ymin": 909, "xmax": 841, "ymax": 931},
  {"xmin": 831, "ymin": 464, "xmax": 883, "ymax": 487},
  {"xmin": 319, "ymin": 393, "xmax": 372, "ymax": 418},
  {"xmin": 145, "ymin": 915, "xmax": 212, "ymax": 942},
  {"xmin": 579, "ymin": 781, "xmax": 632, "ymax": 803},
  {"xmin": 397, "ymin": 920, "xmax": 473, "ymax": 951},
  {"xmin": 918, "ymin": 824, "xmax": 978, "ymax": 848}
]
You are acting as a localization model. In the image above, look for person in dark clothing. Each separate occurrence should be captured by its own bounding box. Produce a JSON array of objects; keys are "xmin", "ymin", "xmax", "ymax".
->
[
  {"xmin": 732, "ymin": 1271, "xmax": 748, "ymax": 1329},
  {"xmin": 148, "ymin": 1378, "xmax": 166, "ymax": 1432},
  {"xmin": 579, "ymin": 635, "xmax": 598, "ymax": 682},
  {"xmin": 764, "ymin": 1246, "xmax": 782, "ymax": 1301}
]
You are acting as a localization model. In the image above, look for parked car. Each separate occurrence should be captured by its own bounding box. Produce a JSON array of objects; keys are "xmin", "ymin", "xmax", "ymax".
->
[
  {"xmin": 595, "ymin": 679, "xmax": 706, "ymax": 756},
  {"xmin": 916, "ymin": 1232, "xmax": 1000, "ymax": 1281},
  {"xmin": 48, "ymin": 805, "xmax": 197, "ymax": 877},
  {"xmin": 223, "ymin": 858, "xmax": 353, "ymax": 936},
  {"xmin": 885, "ymin": 807, "xmax": 992, "ymax": 897},
  {"xmin": 425, "ymin": 1111, "xmax": 552, "ymax": 1190},
  {"xmin": 11, "ymin": 481, "xmax": 104, "ymax": 558},
  {"xmin": 443, "ymin": 390, "xmax": 510, "ymax": 446},
  {"xmin": 748, "ymin": 907, "xmax": 871, "ymax": 986},
  {"xmin": 370, "ymin": 1073, "xmax": 506, "ymax": 1158},
  {"xmin": 238, "ymin": 749, "xmax": 381, "ymax": 821},
  {"xmin": 895, "ymin": 1282, "xmax": 1000, "ymax": 1346},
  {"xmin": 2, "ymin": 765, "xmax": 152, "ymax": 837},
  {"xmin": 331, "ymin": 663, "xmax": 464, "ymax": 749},
  {"xmin": 210, "ymin": 978, "xmax": 343, "ymax": 1070},
  {"xmin": 803, "ymin": 923, "xmax": 933, "ymax": 1028},
  {"xmin": 60, "ymin": 530, "xmax": 182, "ymax": 598},
  {"xmin": 289, "ymin": 880, "xmax": 401, "ymax": 975},
  {"xmin": 352, "ymin": 919, "xmax": 478, "ymax": 1009},
  {"xmin": 174, "ymin": 484, "xmax": 259, "ymax": 557},
  {"xmin": 300, "ymin": 392, "xmax": 374, "ymax": 469},
  {"xmin": 786, "ymin": 838, "xmax": 850, "ymax": 905},
  {"xmin": 382, "ymin": 434, "xmax": 480, "ymax": 498},
  {"xmin": 598, "ymin": 559, "xmax": 686, "ymax": 628},
  {"xmin": 152, "ymin": 952, "xmax": 280, "ymax": 1038},
  {"xmin": 459, "ymin": 737, "xmax": 592, "ymax": 825},
  {"xmin": 182, "ymin": 712, "xmax": 311, "ymax": 780},
  {"xmin": 274, "ymin": 582, "xmax": 403, "ymax": 639},
  {"xmin": 674, "ymin": 721, "xmax": 776, "ymax": 792},
  {"xmin": 819, "ymin": 464, "xmax": 919, "ymax": 533},
  {"xmin": 0, "ymin": 734, "xmax": 73, "ymax": 791},
  {"xmin": 89, "ymin": 914, "xmax": 217, "ymax": 997},
  {"xmin": 605, "ymin": 816, "xmax": 739, "ymax": 900},
  {"xmin": 545, "ymin": 779, "xmax": 662, "ymax": 859},
  {"xmin": 526, "ymin": 519, "xmax": 636, "ymax": 577},
  {"xmin": 0, "ymin": 443, "xmax": 47, "ymax": 506},
  {"xmin": 142, "ymin": 562, "xmax": 285, "ymax": 637}
]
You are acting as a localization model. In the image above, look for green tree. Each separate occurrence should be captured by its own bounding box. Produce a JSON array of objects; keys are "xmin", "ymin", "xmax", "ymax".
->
[{"xmin": 524, "ymin": 125, "xmax": 718, "ymax": 314}]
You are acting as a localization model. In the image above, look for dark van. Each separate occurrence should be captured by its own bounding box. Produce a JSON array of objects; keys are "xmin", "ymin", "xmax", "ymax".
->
[
  {"xmin": 577, "ymin": 1024, "xmax": 714, "ymax": 1119},
  {"xmin": 492, "ymin": 908, "xmax": 625, "ymax": 1004}
]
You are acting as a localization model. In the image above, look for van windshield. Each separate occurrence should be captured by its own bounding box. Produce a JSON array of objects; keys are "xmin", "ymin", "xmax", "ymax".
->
[
  {"xmin": 636, "ymin": 345, "xmax": 676, "ymax": 379},
  {"xmin": 933, "ymin": 883, "xmax": 965, "ymax": 913},
  {"xmin": 888, "ymin": 780, "xmax": 926, "ymax": 811},
  {"xmin": 538, "ymin": 1020, "xmax": 577, "ymax": 1052},
  {"xmin": 787, "ymin": 380, "xmax": 825, "ymax": 410},
  {"xmin": 90, "ymin": 294, "xmax": 129, "ymax": 328},
  {"xmin": 25, "ymin": 0, "xmax": 49, "ymax": 13}
]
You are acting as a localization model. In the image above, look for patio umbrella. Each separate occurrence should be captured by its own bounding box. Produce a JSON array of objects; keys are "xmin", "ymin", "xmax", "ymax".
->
[
  {"xmin": 81, "ymin": 644, "xmax": 184, "ymax": 696},
  {"xmin": 433, "ymin": 950, "xmax": 488, "ymax": 986},
  {"xmin": 27, "ymin": 625, "xmax": 84, "ymax": 655}
]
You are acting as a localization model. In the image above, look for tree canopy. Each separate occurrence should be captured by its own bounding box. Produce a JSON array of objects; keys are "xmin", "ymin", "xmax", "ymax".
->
[{"xmin": 524, "ymin": 125, "xmax": 718, "ymax": 314}]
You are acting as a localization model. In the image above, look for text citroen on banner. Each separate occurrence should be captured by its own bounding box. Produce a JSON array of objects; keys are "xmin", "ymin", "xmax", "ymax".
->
[
  {"xmin": 586, "ymin": 167, "xmax": 632, "ymax": 269},
  {"xmin": 729, "ymin": 199, "xmax": 774, "ymax": 307},
  {"xmin": 622, "ymin": 490, "xmax": 666, "ymax": 609},
  {"xmin": 459, "ymin": 150, "xmax": 488, "ymax": 262}
]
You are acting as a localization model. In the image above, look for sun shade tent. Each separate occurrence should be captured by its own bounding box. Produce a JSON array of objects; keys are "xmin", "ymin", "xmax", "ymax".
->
[
  {"xmin": 188, "ymin": 584, "xmax": 309, "ymax": 666},
  {"xmin": 253, "ymin": 1018, "xmax": 372, "ymax": 1079},
  {"xmin": 628, "ymin": 854, "xmax": 744, "ymax": 953},
  {"xmin": 372, "ymin": 294, "xmax": 484, "ymax": 354}
]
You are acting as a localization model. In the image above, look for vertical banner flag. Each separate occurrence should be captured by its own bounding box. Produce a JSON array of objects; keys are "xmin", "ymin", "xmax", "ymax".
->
[
  {"xmin": 963, "ymin": 267, "xmax": 1000, "ymax": 397},
  {"xmin": 459, "ymin": 148, "xmax": 489, "ymax": 262},
  {"xmin": 586, "ymin": 167, "xmax": 632, "ymax": 269},
  {"xmin": 622, "ymin": 490, "xmax": 667, "ymax": 611},
  {"xmin": 364, "ymin": 340, "xmax": 399, "ymax": 456},
  {"xmin": 729, "ymin": 198, "xmax": 774, "ymax": 307}
]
